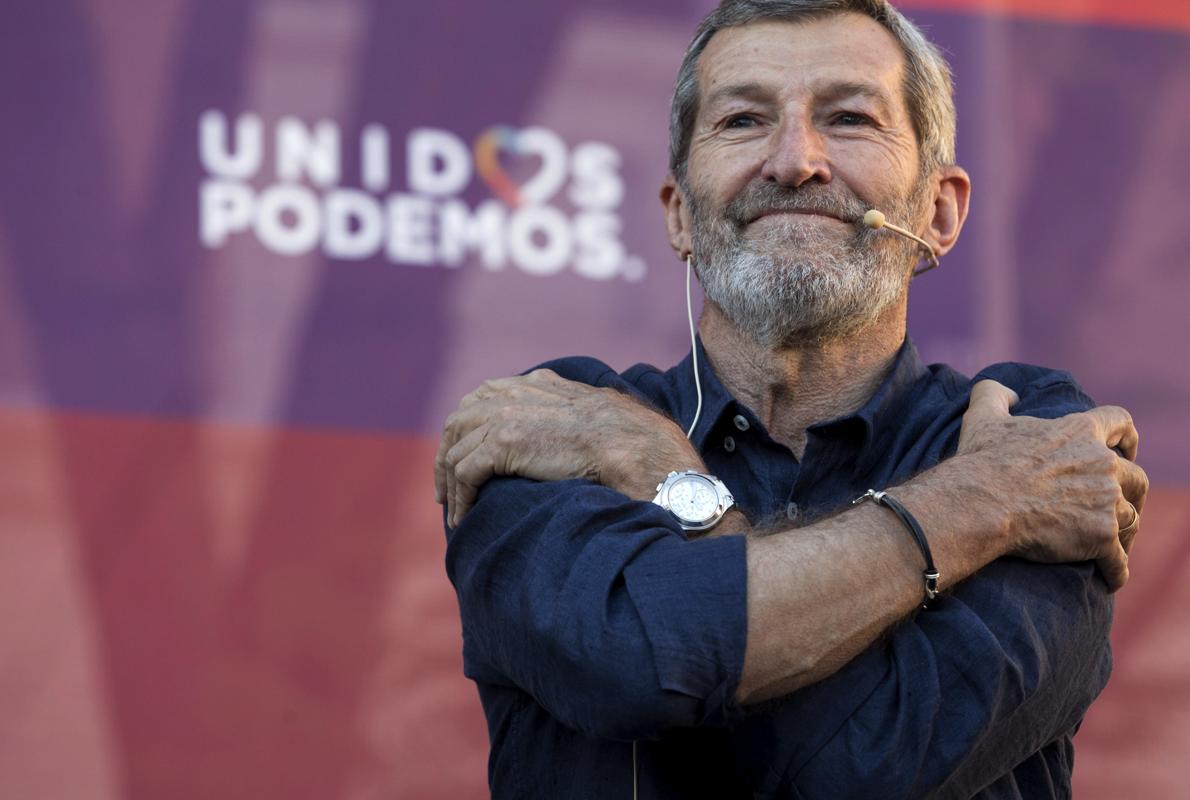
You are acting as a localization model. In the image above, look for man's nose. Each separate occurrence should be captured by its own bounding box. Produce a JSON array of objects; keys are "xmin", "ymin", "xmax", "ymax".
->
[{"xmin": 759, "ymin": 115, "xmax": 832, "ymax": 188}]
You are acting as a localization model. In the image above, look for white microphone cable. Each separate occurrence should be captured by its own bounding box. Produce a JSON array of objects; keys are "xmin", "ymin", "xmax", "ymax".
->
[{"xmin": 684, "ymin": 254, "xmax": 703, "ymax": 440}]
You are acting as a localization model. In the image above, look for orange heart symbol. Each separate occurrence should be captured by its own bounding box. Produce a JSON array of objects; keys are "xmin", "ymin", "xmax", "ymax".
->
[
  {"xmin": 474, "ymin": 126, "xmax": 571, "ymax": 207},
  {"xmin": 473, "ymin": 126, "xmax": 521, "ymax": 204},
  {"xmin": 474, "ymin": 127, "xmax": 527, "ymax": 207}
]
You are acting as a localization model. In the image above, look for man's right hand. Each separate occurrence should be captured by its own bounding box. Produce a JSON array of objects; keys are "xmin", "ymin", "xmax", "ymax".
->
[{"xmin": 954, "ymin": 380, "xmax": 1147, "ymax": 590}]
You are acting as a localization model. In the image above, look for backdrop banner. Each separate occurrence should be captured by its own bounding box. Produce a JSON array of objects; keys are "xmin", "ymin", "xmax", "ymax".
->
[{"xmin": 1, "ymin": 1, "xmax": 1187, "ymax": 798}]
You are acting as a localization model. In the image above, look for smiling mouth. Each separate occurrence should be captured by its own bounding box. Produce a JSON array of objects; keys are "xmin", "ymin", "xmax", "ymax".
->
[{"xmin": 747, "ymin": 209, "xmax": 846, "ymax": 225}]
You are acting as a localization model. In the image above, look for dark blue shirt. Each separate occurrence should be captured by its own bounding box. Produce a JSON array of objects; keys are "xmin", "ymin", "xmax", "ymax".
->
[{"xmin": 444, "ymin": 339, "xmax": 1112, "ymax": 799}]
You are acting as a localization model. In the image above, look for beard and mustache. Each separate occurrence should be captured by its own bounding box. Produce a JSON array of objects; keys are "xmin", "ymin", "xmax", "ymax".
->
[{"xmin": 687, "ymin": 177, "xmax": 930, "ymax": 348}]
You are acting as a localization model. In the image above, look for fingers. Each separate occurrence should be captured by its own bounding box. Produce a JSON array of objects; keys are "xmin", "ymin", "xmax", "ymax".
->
[
  {"xmin": 1084, "ymin": 405, "xmax": 1139, "ymax": 461},
  {"xmin": 1117, "ymin": 457, "xmax": 1150, "ymax": 514},
  {"xmin": 1114, "ymin": 498, "xmax": 1141, "ymax": 557},
  {"xmin": 437, "ymin": 376, "xmax": 541, "ymax": 508},
  {"xmin": 1096, "ymin": 538, "xmax": 1130, "ymax": 593},
  {"xmin": 434, "ymin": 437, "xmax": 449, "ymax": 504},
  {"xmin": 436, "ymin": 408, "xmax": 471, "ymax": 509},
  {"xmin": 440, "ymin": 402, "xmax": 491, "ymax": 520},
  {"xmin": 438, "ymin": 368, "xmax": 657, "ymax": 525},
  {"xmin": 437, "ymin": 394, "xmax": 485, "ymax": 507},
  {"xmin": 1114, "ymin": 496, "xmax": 1140, "ymax": 531},
  {"xmin": 957, "ymin": 380, "xmax": 1020, "ymax": 454},
  {"xmin": 457, "ymin": 370, "xmax": 563, "ymax": 409},
  {"xmin": 967, "ymin": 379, "xmax": 1020, "ymax": 418},
  {"xmin": 1112, "ymin": 456, "xmax": 1148, "ymax": 558},
  {"xmin": 435, "ymin": 410, "xmax": 468, "ymax": 504},
  {"xmin": 445, "ymin": 425, "xmax": 494, "ymax": 527}
]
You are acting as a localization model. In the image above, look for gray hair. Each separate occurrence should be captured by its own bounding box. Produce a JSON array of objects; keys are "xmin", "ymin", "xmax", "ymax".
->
[{"xmin": 668, "ymin": 0, "xmax": 956, "ymax": 184}]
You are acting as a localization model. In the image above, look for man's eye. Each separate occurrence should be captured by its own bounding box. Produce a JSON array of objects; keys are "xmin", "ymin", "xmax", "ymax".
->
[
  {"xmin": 724, "ymin": 114, "xmax": 759, "ymax": 129},
  {"xmin": 834, "ymin": 112, "xmax": 873, "ymax": 126}
]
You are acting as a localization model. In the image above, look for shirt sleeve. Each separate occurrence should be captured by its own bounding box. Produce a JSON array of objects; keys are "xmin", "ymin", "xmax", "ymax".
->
[
  {"xmin": 445, "ymin": 476, "xmax": 748, "ymax": 741},
  {"xmin": 733, "ymin": 560, "xmax": 1111, "ymax": 799},
  {"xmin": 732, "ymin": 369, "xmax": 1113, "ymax": 799}
]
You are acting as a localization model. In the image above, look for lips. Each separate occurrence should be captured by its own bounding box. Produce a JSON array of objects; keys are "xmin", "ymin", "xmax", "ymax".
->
[{"xmin": 747, "ymin": 208, "xmax": 845, "ymax": 225}]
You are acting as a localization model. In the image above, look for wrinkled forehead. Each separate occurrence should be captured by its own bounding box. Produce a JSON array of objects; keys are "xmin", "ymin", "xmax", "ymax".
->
[{"xmin": 694, "ymin": 14, "xmax": 909, "ymax": 120}]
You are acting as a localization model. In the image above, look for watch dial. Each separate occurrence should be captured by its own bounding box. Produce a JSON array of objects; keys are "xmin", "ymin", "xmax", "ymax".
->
[{"xmin": 669, "ymin": 476, "xmax": 718, "ymax": 521}]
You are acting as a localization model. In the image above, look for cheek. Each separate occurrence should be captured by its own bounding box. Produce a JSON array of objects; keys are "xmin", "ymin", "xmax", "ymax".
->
[
  {"xmin": 832, "ymin": 143, "xmax": 917, "ymax": 204},
  {"xmin": 689, "ymin": 140, "xmax": 767, "ymax": 201},
  {"xmin": 842, "ymin": 140, "xmax": 908, "ymax": 173}
]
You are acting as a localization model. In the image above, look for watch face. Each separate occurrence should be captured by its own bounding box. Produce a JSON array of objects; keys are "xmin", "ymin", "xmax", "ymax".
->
[{"xmin": 668, "ymin": 474, "xmax": 719, "ymax": 523}]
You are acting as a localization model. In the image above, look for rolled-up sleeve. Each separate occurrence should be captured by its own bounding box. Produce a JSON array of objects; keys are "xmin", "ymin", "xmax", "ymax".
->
[{"xmin": 445, "ymin": 476, "xmax": 747, "ymax": 741}]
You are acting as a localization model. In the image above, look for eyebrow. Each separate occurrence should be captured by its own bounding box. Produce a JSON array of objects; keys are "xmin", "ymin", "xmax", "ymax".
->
[
  {"xmin": 816, "ymin": 81, "xmax": 895, "ymax": 114},
  {"xmin": 702, "ymin": 79, "xmax": 895, "ymax": 115},
  {"xmin": 703, "ymin": 82, "xmax": 771, "ymax": 109}
]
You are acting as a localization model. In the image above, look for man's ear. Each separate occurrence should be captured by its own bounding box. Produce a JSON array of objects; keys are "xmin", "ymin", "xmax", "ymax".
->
[
  {"xmin": 659, "ymin": 174, "xmax": 693, "ymax": 260},
  {"xmin": 927, "ymin": 165, "xmax": 971, "ymax": 258}
]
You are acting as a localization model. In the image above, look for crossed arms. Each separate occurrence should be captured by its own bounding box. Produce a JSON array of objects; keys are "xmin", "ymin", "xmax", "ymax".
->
[{"xmin": 437, "ymin": 364, "xmax": 1147, "ymax": 793}]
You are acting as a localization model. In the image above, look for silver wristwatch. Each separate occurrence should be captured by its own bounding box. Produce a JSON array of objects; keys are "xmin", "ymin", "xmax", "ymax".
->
[{"xmin": 652, "ymin": 470, "xmax": 735, "ymax": 532}]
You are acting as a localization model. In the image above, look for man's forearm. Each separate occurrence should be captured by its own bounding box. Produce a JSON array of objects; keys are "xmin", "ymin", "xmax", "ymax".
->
[
  {"xmin": 733, "ymin": 556, "xmax": 1112, "ymax": 799},
  {"xmin": 737, "ymin": 451, "xmax": 1012, "ymax": 703}
]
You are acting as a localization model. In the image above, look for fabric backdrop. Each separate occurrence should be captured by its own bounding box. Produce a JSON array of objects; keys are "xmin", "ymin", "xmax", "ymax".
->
[{"xmin": 1, "ymin": 1, "xmax": 1187, "ymax": 797}]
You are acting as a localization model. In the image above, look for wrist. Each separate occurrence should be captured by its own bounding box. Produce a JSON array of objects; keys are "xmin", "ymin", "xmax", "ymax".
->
[
  {"xmin": 892, "ymin": 454, "xmax": 1016, "ymax": 577},
  {"xmin": 694, "ymin": 508, "xmax": 751, "ymax": 538},
  {"xmin": 604, "ymin": 438, "xmax": 706, "ymax": 502}
]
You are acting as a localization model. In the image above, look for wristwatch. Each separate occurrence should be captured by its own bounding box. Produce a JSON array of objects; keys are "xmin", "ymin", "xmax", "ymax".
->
[{"xmin": 652, "ymin": 470, "xmax": 735, "ymax": 532}]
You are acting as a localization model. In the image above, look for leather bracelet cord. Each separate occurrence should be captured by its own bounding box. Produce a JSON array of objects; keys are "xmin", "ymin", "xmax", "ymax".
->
[{"xmin": 853, "ymin": 489, "xmax": 941, "ymax": 608}]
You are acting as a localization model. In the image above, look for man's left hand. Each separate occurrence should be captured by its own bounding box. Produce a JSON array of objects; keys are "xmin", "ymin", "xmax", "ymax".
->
[{"xmin": 435, "ymin": 369, "xmax": 705, "ymax": 527}]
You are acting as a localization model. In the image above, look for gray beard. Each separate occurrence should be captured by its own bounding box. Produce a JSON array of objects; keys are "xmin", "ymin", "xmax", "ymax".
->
[{"xmin": 689, "ymin": 180, "xmax": 925, "ymax": 347}]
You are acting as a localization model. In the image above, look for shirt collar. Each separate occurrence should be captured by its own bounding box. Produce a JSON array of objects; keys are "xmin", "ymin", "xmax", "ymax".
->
[
  {"xmin": 814, "ymin": 337, "xmax": 928, "ymax": 450},
  {"xmin": 663, "ymin": 336, "xmax": 740, "ymax": 451},
  {"xmin": 664, "ymin": 336, "xmax": 928, "ymax": 453}
]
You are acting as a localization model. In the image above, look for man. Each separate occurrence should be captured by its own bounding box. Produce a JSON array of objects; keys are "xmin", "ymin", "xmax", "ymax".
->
[{"xmin": 437, "ymin": 1, "xmax": 1148, "ymax": 797}]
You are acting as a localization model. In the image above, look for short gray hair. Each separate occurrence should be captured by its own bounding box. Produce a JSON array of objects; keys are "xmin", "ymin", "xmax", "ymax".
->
[{"xmin": 669, "ymin": 0, "xmax": 956, "ymax": 184}]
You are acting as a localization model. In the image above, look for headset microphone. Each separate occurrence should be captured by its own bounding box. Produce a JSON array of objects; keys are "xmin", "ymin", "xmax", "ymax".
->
[{"xmin": 862, "ymin": 209, "xmax": 940, "ymax": 276}]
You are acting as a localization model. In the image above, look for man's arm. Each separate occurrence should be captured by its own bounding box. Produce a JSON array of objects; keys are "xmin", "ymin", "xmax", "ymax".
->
[
  {"xmin": 732, "ymin": 556, "xmax": 1111, "ymax": 799},
  {"xmin": 446, "ymin": 475, "xmax": 750, "ymax": 739},
  {"xmin": 439, "ymin": 371, "xmax": 1144, "ymax": 709},
  {"xmin": 439, "ymin": 368, "xmax": 1146, "ymax": 795}
]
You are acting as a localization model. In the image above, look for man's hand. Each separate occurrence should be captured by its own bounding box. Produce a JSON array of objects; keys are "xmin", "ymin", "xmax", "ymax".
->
[
  {"xmin": 955, "ymin": 380, "xmax": 1148, "ymax": 590},
  {"xmin": 435, "ymin": 369, "xmax": 703, "ymax": 527}
]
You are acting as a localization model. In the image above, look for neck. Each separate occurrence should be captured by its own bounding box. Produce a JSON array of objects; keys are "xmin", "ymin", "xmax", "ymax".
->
[{"xmin": 699, "ymin": 299, "xmax": 907, "ymax": 458}]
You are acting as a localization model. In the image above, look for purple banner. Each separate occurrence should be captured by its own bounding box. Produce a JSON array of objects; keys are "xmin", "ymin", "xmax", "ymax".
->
[{"xmin": 1, "ymin": 3, "xmax": 1188, "ymax": 799}]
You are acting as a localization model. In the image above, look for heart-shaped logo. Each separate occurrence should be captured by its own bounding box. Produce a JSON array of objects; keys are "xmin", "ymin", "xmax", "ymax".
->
[{"xmin": 474, "ymin": 126, "xmax": 568, "ymax": 207}]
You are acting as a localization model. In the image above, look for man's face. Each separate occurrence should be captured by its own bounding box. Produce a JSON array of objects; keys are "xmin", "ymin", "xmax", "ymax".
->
[{"xmin": 682, "ymin": 14, "xmax": 933, "ymax": 346}]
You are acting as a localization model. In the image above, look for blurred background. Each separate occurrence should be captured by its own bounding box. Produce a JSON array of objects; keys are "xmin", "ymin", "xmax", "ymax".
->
[{"xmin": 1, "ymin": 0, "xmax": 1187, "ymax": 797}]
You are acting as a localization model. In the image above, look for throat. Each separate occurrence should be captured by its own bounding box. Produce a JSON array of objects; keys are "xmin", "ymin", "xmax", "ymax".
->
[{"xmin": 699, "ymin": 303, "xmax": 905, "ymax": 458}]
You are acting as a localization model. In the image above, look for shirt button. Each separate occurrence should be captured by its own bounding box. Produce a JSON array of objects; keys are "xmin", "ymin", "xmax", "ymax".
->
[
  {"xmin": 787, "ymin": 501, "xmax": 799, "ymax": 521},
  {"xmin": 723, "ymin": 436, "xmax": 736, "ymax": 453},
  {"xmin": 733, "ymin": 414, "xmax": 750, "ymax": 431}
]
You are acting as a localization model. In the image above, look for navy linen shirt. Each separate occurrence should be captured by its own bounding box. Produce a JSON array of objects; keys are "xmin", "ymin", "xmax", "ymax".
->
[{"xmin": 445, "ymin": 339, "xmax": 1113, "ymax": 799}]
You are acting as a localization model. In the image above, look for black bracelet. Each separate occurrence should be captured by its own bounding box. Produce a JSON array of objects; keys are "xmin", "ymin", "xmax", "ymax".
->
[{"xmin": 853, "ymin": 489, "xmax": 940, "ymax": 608}]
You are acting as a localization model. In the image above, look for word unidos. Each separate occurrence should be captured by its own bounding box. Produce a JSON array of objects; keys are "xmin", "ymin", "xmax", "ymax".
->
[{"xmin": 198, "ymin": 111, "xmax": 641, "ymax": 280}]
